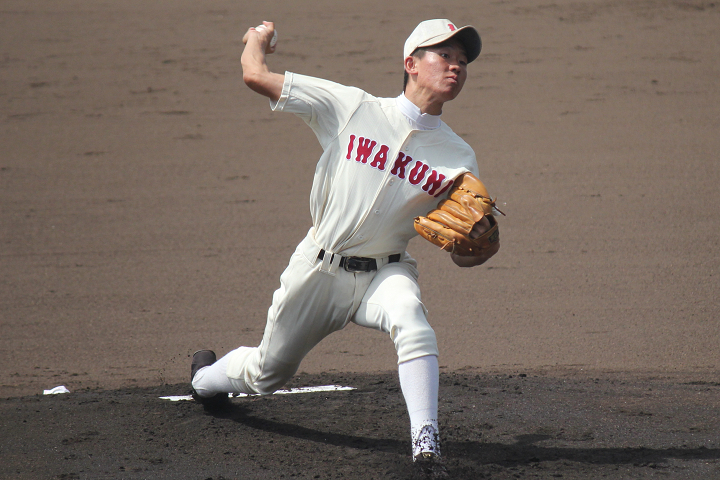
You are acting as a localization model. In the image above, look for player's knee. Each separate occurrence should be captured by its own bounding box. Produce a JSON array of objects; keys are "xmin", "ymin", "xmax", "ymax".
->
[
  {"xmin": 253, "ymin": 381, "xmax": 282, "ymax": 396},
  {"xmin": 252, "ymin": 361, "xmax": 299, "ymax": 395},
  {"xmin": 378, "ymin": 295, "xmax": 437, "ymax": 362},
  {"xmin": 252, "ymin": 376, "xmax": 286, "ymax": 396},
  {"xmin": 393, "ymin": 323, "xmax": 438, "ymax": 364}
]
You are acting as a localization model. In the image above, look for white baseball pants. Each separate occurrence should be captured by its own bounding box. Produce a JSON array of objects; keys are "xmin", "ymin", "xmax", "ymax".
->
[{"xmin": 212, "ymin": 232, "xmax": 438, "ymax": 396}]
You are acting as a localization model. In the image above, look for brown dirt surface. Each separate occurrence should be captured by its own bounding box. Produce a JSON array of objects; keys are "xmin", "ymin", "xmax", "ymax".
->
[{"xmin": 1, "ymin": 0, "xmax": 719, "ymax": 478}]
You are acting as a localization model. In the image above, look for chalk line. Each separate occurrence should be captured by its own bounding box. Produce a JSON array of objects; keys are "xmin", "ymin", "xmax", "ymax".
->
[{"xmin": 160, "ymin": 385, "xmax": 355, "ymax": 402}]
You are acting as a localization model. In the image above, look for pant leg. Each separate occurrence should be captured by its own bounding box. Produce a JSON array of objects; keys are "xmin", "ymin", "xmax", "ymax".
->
[
  {"xmin": 351, "ymin": 257, "xmax": 438, "ymax": 363},
  {"xmin": 224, "ymin": 241, "xmax": 356, "ymax": 395},
  {"xmin": 352, "ymin": 256, "xmax": 443, "ymax": 458}
]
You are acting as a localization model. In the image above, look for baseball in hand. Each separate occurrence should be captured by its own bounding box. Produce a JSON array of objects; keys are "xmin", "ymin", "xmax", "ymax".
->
[
  {"xmin": 256, "ymin": 25, "xmax": 278, "ymax": 48},
  {"xmin": 244, "ymin": 24, "xmax": 277, "ymax": 53}
]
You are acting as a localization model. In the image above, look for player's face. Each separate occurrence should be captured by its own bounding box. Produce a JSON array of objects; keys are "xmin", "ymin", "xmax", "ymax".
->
[{"xmin": 414, "ymin": 41, "xmax": 468, "ymax": 102}]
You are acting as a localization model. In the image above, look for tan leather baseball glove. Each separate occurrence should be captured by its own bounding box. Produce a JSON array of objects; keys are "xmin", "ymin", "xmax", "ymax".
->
[{"xmin": 414, "ymin": 173, "xmax": 504, "ymax": 256}]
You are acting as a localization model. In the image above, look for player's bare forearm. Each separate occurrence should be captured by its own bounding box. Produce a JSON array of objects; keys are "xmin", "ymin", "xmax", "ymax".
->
[{"xmin": 241, "ymin": 22, "xmax": 284, "ymax": 102}]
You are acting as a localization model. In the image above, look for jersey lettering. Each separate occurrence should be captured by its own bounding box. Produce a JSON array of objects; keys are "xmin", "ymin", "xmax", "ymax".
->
[
  {"xmin": 370, "ymin": 144, "xmax": 389, "ymax": 171},
  {"xmin": 346, "ymin": 134, "xmax": 356, "ymax": 160},
  {"xmin": 390, "ymin": 152, "xmax": 413, "ymax": 179},
  {"xmin": 434, "ymin": 179, "xmax": 454, "ymax": 197},
  {"xmin": 344, "ymin": 133, "xmax": 456, "ymax": 197},
  {"xmin": 355, "ymin": 137, "xmax": 377, "ymax": 164},
  {"xmin": 408, "ymin": 161, "xmax": 429, "ymax": 185},
  {"xmin": 422, "ymin": 170, "xmax": 446, "ymax": 195}
]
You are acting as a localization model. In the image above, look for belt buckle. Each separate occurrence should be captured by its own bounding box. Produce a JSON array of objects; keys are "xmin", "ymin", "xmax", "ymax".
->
[{"xmin": 344, "ymin": 257, "xmax": 372, "ymax": 272}]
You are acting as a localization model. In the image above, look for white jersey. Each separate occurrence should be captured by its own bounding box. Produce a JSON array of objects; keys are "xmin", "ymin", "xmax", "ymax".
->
[{"xmin": 272, "ymin": 72, "xmax": 479, "ymax": 258}]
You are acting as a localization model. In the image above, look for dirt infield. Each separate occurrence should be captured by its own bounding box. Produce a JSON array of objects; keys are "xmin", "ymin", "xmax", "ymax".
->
[
  {"xmin": 2, "ymin": 371, "xmax": 719, "ymax": 479},
  {"xmin": 1, "ymin": 0, "xmax": 719, "ymax": 478}
]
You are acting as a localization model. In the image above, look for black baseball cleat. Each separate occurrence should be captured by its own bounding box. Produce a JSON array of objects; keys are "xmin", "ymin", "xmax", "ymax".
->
[
  {"xmin": 413, "ymin": 452, "xmax": 449, "ymax": 479},
  {"xmin": 190, "ymin": 350, "xmax": 230, "ymax": 408}
]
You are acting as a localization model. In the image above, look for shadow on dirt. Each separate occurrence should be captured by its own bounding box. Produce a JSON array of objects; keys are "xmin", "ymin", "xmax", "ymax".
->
[
  {"xmin": 208, "ymin": 403, "xmax": 720, "ymax": 468},
  {"xmin": 453, "ymin": 434, "xmax": 720, "ymax": 467},
  {"xmin": 208, "ymin": 402, "xmax": 406, "ymax": 454}
]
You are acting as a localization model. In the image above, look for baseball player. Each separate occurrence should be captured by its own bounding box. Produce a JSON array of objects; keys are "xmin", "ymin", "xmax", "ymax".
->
[{"xmin": 191, "ymin": 19, "xmax": 499, "ymax": 475}]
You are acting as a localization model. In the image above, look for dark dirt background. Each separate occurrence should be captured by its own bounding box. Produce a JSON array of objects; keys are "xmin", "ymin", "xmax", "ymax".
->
[
  {"xmin": 1, "ymin": 0, "xmax": 719, "ymax": 478},
  {"xmin": 2, "ymin": 371, "xmax": 719, "ymax": 479}
]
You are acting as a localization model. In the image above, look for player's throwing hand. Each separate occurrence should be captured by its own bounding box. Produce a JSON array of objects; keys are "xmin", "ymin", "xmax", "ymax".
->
[{"xmin": 242, "ymin": 21, "xmax": 277, "ymax": 54}]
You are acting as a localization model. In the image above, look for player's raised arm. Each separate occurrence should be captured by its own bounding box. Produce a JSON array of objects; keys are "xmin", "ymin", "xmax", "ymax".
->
[{"xmin": 241, "ymin": 21, "xmax": 284, "ymax": 102}]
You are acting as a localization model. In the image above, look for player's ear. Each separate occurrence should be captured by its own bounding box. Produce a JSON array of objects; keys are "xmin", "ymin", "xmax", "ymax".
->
[{"xmin": 404, "ymin": 55, "xmax": 418, "ymax": 76}]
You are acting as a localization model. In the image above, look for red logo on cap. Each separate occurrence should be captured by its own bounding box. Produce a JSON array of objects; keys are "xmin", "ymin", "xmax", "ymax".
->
[{"xmin": 448, "ymin": 23, "xmax": 456, "ymax": 31}]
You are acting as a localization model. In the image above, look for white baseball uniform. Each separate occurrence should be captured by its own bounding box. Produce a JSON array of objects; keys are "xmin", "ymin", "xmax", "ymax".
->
[{"xmin": 213, "ymin": 72, "xmax": 480, "ymax": 395}]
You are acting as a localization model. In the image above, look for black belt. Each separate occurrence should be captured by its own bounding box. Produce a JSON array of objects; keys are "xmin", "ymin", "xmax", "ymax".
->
[{"xmin": 318, "ymin": 250, "xmax": 401, "ymax": 272}]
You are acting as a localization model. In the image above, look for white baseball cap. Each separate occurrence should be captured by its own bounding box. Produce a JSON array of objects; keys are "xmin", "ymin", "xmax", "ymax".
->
[{"xmin": 404, "ymin": 19, "xmax": 482, "ymax": 63}]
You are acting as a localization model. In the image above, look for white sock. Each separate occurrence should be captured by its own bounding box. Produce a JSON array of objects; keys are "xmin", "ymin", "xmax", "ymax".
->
[
  {"xmin": 191, "ymin": 351, "xmax": 235, "ymax": 397},
  {"xmin": 398, "ymin": 355, "xmax": 441, "ymax": 458}
]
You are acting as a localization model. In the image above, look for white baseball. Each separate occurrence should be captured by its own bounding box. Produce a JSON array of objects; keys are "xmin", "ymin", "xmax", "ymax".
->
[{"xmin": 256, "ymin": 24, "xmax": 278, "ymax": 48}]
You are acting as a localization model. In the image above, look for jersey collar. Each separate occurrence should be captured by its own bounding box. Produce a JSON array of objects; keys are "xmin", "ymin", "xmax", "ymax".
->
[{"xmin": 395, "ymin": 93, "xmax": 442, "ymax": 131}]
